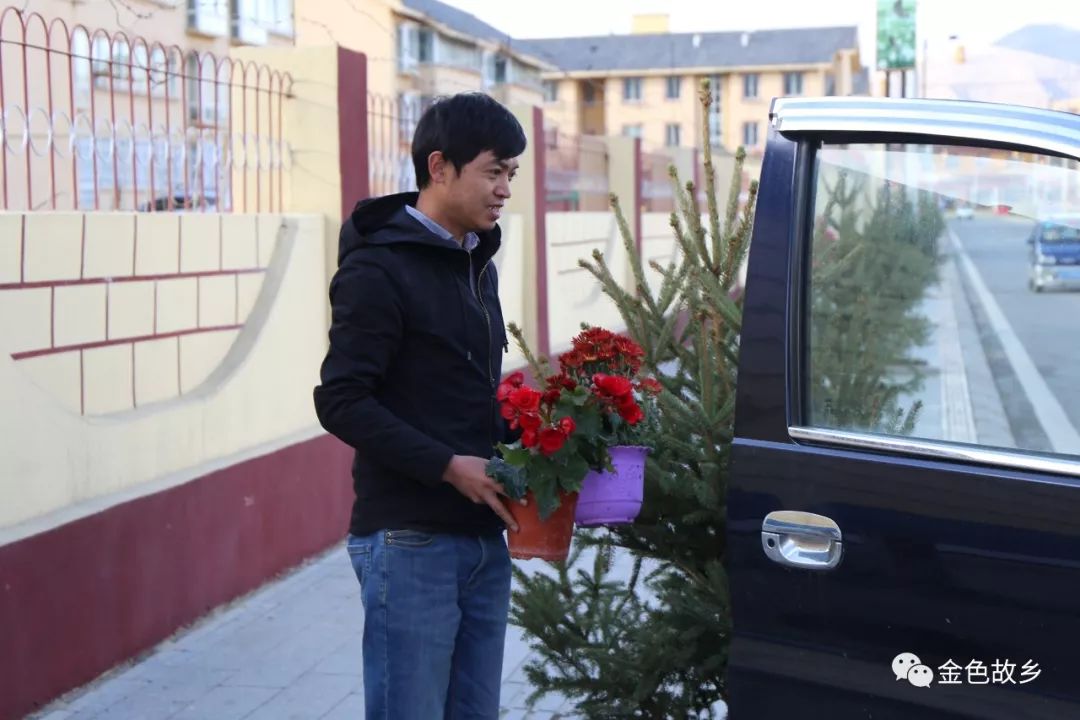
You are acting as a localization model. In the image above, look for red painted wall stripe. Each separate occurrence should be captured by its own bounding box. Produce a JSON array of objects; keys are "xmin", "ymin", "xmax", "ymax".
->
[
  {"xmin": 337, "ymin": 48, "xmax": 370, "ymax": 222},
  {"xmin": 0, "ymin": 433, "xmax": 354, "ymax": 720},
  {"xmin": 0, "ymin": 267, "xmax": 265, "ymax": 292},
  {"xmin": 12, "ymin": 324, "xmax": 243, "ymax": 361}
]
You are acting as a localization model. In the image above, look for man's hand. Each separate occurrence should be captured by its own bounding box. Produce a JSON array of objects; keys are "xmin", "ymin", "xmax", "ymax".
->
[{"xmin": 442, "ymin": 455, "xmax": 524, "ymax": 532}]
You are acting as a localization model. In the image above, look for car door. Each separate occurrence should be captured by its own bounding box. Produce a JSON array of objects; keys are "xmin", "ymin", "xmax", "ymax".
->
[{"xmin": 728, "ymin": 98, "xmax": 1080, "ymax": 719}]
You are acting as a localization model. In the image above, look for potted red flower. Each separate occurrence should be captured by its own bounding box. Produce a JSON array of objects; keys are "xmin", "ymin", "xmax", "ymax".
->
[
  {"xmin": 486, "ymin": 369, "xmax": 607, "ymax": 561},
  {"xmin": 486, "ymin": 326, "xmax": 662, "ymax": 560},
  {"xmin": 556, "ymin": 327, "xmax": 661, "ymax": 527}
]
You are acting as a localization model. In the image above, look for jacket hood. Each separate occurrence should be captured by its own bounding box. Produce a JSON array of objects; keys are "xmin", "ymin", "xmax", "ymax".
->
[{"xmin": 338, "ymin": 192, "xmax": 501, "ymax": 266}]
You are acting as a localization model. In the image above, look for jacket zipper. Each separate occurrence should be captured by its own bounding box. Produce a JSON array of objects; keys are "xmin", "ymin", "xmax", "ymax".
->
[{"xmin": 476, "ymin": 260, "xmax": 495, "ymax": 445}]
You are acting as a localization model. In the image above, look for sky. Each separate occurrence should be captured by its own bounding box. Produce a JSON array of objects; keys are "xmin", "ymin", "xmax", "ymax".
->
[{"xmin": 441, "ymin": 0, "xmax": 1075, "ymax": 69}]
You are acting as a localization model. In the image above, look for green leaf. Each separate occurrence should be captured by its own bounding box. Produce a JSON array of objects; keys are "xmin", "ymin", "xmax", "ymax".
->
[
  {"xmin": 532, "ymin": 478, "xmax": 562, "ymax": 520},
  {"xmin": 561, "ymin": 453, "xmax": 591, "ymax": 494},
  {"xmin": 574, "ymin": 407, "xmax": 603, "ymax": 439},
  {"xmin": 486, "ymin": 457, "xmax": 528, "ymax": 500},
  {"xmin": 500, "ymin": 445, "xmax": 532, "ymax": 467}
]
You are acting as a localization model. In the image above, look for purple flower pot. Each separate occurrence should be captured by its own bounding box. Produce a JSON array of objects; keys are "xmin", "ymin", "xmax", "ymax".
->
[{"xmin": 575, "ymin": 445, "xmax": 649, "ymax": 527}]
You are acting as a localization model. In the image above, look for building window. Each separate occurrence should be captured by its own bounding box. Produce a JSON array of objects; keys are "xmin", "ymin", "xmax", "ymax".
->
[
  {"xmin": 417, "ymin": 28, "xmax": 435, "ymax": 63},
  {"xmin": 514, "ymin": 60, "xmax": 542, "ymax": 90},
  {"xmin": 623, "ymin": 77, "xmax": 642, "ymax": 102},
  {"xmin": 188, "ymin": 0, "xmax": 229, "ymax": 36},
  {"xmin": 398, "ymin": 22, "xmax": 420, "ymax": 73},
  {"xmin": 708, "ymin": 74, "xmax": 722, "ymax": 147},
  {"xmin": 666, "ymin": 75, "xmax": 680, "ymax": 100},
  {"xmin": 743, "ymin": 73, "xmax": 759, "ymax": 98},
  {"xmin": 543, "ymin": 80, "xmax": 558, "ymax": 103},
  {"xmin": 622, "ymin": 124, "xmax": 643, "ymax": 139},
  {"xmin": 665, "ymin": 123, "xmax": 681, "ymax": 147},
  {"xmin": 481, "ymin": 51, "xmax": 509, "ymax": 87},
  {"xmin": 232, "ymin": 0, "xmax": 298, "ymax": 44},
  {"xmin": 784, "ymin": 71, "xmax": 804, "ymax": 95},
  {"xmin": 186, "ymin": 53, "xmax": 226, "ymax": 126},
  {"xmin": 742, "ymin": 121, "xmax": 759, "ymax": 147},
  {"xmin": 440, "ymin": 37, "xmax": 478, "ymax": 69},
  {"xmin": 260, "ymin": 0, "xmax": 293, "ymax": 36},
  {"xmin": 582, "ymin": 82, "xmax": 596, "ymax": 105}
]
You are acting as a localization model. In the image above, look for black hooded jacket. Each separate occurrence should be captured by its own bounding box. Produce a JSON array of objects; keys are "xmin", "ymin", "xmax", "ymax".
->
[{"xmin": 313, "ymin": 192, "xmax": 511, "ymax": 536}]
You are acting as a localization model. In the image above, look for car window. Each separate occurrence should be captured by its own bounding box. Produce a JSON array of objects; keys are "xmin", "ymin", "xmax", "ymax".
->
[
  {"xmin": 1039, "ymin": 223, "xmax": 1080, "ymax": 243},
  {"xmin": 806, "ymin": 141, "xmax": 1080, "ymax": 460}
]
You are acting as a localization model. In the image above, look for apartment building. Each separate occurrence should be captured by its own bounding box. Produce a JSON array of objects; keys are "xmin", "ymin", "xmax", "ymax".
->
[
  {"xmin": 297, "ymin": 0, "xmax": 550, "ymax": 112},
  {"xmin": 522, "ymin": 20, "xmax": 865, "ymax": 155}
]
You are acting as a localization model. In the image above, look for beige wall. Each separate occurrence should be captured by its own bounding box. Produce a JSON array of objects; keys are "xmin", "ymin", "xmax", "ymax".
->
[
  {"xmin": 545, "ymin": 212, "xmax": 625, "ymax": 352},
  {"xmin": 491, "ymin": 214, "xmax": 527, "ymax": 370},
  {"xmin": 0, "ymin": 211, "xmax": 326, "ymax": 537},
  {"xmin": 231, "ymin": 45, "xmax": 345, "ymax": 310},
  {"xmin": 296, "ymin": 0, "xmax": 400, "ymax": 99},
  {"xmin": 641, "ymin": 212, "xmax": 682, "ymax": 295},
  {"xmin": 492, "ymin": 83, "xmax": 544, "ymax": 109},
  {"xmin": 604, "ymin": 74, "xmax": 700, "ymax": 150},
  {"xmin": 408, "ymin": 64, "xmax": 483, "ymax": 96},
  {"xmin": 541, "ymin": 79, "xmax": 582, "ymax": 136},
  {"xmin": 1, "ymin": 212, "xmax": 281, "ymax": 413}
]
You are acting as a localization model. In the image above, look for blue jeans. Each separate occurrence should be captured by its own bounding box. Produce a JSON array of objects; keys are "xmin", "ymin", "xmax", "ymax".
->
[{"xmin": 346, "ymin": 529, "xmax": 512, "ymax": 720}]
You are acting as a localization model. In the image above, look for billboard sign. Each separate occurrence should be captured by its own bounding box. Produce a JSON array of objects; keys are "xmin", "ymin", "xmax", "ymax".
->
[{"xmin": 877, "ymin": 0, "xmax": 917, "ymax": 70}]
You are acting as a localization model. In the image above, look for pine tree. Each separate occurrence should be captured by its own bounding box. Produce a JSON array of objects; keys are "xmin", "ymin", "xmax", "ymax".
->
[
  {"xmin": 508, "ymin": 83, "xmax": 945, "ymax": 718},
  {"xmin": 810, "ymin": 169, "xmax": 942, "ymax": 432},
  {"xmin": 509, "ymin": 80, "xmax": 750, "ymax": 718}
]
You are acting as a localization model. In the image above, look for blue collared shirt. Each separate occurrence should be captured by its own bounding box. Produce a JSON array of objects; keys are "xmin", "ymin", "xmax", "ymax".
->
[{"xmin": 405, "ymin": 204, "xmax": 480, "ymax": 252}]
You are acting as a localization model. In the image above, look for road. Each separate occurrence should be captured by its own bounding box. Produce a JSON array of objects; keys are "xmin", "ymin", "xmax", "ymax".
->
[{"xmin": 951, "ymin": 214, "xmax": 1080, "ymax": 453}]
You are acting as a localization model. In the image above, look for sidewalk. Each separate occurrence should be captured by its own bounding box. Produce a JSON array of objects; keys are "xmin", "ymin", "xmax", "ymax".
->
[{"xmin": 31, "ymin": 544, "xmax": 582, "ymax": 720}]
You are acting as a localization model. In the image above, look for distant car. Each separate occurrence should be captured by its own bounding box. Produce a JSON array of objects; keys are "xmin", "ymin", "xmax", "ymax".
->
[
  {"xmin": 955, "ymin": 203, "xmax": 974, "ymax": 219},
  {"xmin": 1027, "ymin": 213, "xmax": 1080, "ymax": 292}
]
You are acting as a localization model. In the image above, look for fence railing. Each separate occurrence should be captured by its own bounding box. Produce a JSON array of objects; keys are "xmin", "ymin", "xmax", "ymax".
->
[
  {"xmin": 0, "ymin": 7, "xmax": 292, "ymax": 213},
  {"xmin": 544, "ymin": 130, "xmax": 609, "ymax": 212},
  {"xmin": 368, "ymin": 92, "xmax": 432, "ymax": 198}
]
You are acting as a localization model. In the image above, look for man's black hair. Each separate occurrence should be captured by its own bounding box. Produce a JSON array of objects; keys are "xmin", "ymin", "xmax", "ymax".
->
[{"xmin": 412, "ymin": 93, "xmax": 527, "ymax": 189}]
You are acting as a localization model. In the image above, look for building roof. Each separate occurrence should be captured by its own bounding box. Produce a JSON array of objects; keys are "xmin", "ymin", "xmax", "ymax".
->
[
  {"xmin": 516, "ymin": 26, "xmax": 858, "ymax": 74},
  {"xmin": 995, "ymin": 24, "xmax": 1080, "ymax": 66},
  {"xmin": 402, "ymin": 0, "xmax": 511, "ymax": 47},
  {"xmin": 401, "ymin": 0, "xmax": 555, "ymax": 68}
]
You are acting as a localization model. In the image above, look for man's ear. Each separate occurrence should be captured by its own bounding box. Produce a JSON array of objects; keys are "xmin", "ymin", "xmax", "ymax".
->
[{"xmin": 427, "ymin": 151, "xmax": 446, "ymax": 185}]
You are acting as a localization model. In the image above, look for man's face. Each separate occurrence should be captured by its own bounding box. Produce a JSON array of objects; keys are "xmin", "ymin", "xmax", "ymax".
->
[{"xmin": 443, "ymin": 150, "xmax": 519, "ymax": 234}]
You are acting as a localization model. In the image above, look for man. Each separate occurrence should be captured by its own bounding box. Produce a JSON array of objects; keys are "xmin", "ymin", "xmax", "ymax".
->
[{"xmin": 313, "ymin": 93, "xmax": 525, "ymax": 719}]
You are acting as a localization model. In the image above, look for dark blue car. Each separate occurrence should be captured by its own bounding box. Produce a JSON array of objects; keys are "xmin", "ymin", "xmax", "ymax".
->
[{"xmin": 729, "ymin": 97, "xmax": 1080, "ymax": 718}]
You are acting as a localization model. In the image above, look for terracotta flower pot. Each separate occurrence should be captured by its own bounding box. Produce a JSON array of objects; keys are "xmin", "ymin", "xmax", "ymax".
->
[{"xmin": 506, "ymin": 490, "xmax": 578, "ymax": 561}]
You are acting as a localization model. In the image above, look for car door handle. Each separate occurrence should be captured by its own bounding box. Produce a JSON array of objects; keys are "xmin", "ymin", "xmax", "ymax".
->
[{"xmin": 761, "ymin": 511, "xmax": 843, "ymax": 570}]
